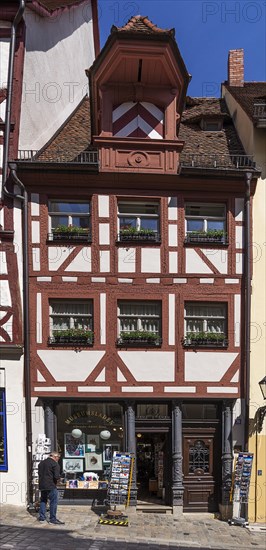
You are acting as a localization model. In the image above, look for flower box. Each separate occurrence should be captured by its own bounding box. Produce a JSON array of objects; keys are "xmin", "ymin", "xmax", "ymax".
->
[
  {"xmin": 49, "ymin": 330, "xmax": 93, "ymax": 346},
  {"xmin": 117, "ymin": 331, "xmax": 162, "ymax": 348},
  {"xmin": 118, "ymin": 231, "xmax": 160, "ymax": 243},
  {"xmin": 184, "ymin": 231, "xmax": 228, "ymax": 245},
  {"xmin": 49, "ymin": 230, "xmax": 91, "ymax": 242},
  {"xmin": 183, "ymin": 333, "xmax": 228, "ymax": 348}
]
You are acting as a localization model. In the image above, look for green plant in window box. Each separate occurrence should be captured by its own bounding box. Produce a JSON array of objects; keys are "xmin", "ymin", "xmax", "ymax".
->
[
  {"xmin": 53, "ymin": 224, "xmax": 89, "ymax": 234},
  {"xmin": 120, "ymin": 330, "xmax": 158, "ymax": 341},
  {"xmin": 52, "ymin": 328, "xmax": 93, "ymax": 342},
  {"xmin": 188, "ymin": 229, "xmax": 227, "ymax": 241},
  {"xmin": 184, "ymin": 332, "xmax": 226, "ymax": 346},
  {"xmin": 120, "ymin": 227, "xmax": 155, "ymax": 235}
]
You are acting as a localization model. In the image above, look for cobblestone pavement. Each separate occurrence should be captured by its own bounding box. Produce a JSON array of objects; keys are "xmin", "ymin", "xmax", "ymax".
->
[{"xmin": 0, "ymin": 505, "xmax": 265, "ymax": 549}]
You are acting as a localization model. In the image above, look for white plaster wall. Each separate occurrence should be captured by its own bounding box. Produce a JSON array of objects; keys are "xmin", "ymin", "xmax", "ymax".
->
[
  {"xmin": 118, "ymin": 351, "xmax": 175, "ymax": 381},
  {"xmin": 185, "ymin": 352, "xmax": 238, "ymax": 381},
  {"xmin": 222, "ymin": 86, "xmax": 254, "ymax": 154},
  {"xmin": 99, "ymin": 223, "xmax": 110, "ymax": 245},
  {"xmin": 118, "ymin": 248, "xmax": 135, "ymax": 272},
  {"xmin": 98, "ymin": 196, "xmax": 109, "ymax": 218},
  {"xmin": 0, "ymin": 280, "xmax": 11, "ymax": 306},
  {"xmin": 65, "ymin": 248, "xmax": 92, "ymax": 272},
  {"xmin": 0, "ymin": 37, "xmax": 10, "ymax": 87},
  {"xmin": 37, "ymin": 350, "xmax": 105, "ymax": 381},
  {"xmin": 19, "ymin": 2, "xmax": 95, "ymax": 150},
  {"xmin": 201, "ymin": 249, "xmax": 228, "ymax": 274},
  {"xmin": 141, "ymin": 248, "xmax": 160, "ymax": 273},
  {"xmin": 100, "ymin": 250, "xmax": 110, "ymax": 272},
  {"xmin": 0, "ymin": 360, "xmax": 27, "ymax": 506},
  {"xmin": 48, "ymin": 246, "xmax": 74, "ymax": 271},
  {"xmin": 186, "ymin": 249, "xmax": 212, "ymax": 274}
]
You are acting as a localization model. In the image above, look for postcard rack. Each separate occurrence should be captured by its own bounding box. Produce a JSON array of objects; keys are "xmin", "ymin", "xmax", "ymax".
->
[
  {"xmin": 107, "ymin": 451, "xmax": 134, "ymax": 509},
  {"xmin": 229, "ymin": 452, "xmax": 253, "ymax": 527}
]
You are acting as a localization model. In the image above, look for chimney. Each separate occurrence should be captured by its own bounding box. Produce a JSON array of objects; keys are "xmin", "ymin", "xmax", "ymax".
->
[{"xmin": 228, "ymin": 49, "xmax": 244, "ymax": 87}]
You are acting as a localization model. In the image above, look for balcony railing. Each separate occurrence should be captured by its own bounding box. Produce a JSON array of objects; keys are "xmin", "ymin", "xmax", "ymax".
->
[
  {"xmin": 180, "ymin": 153, "xmax": 256, "ymax": 170},
  {"xmin": 16, "ymin": 149, "xmax": 98, "ymax": 164}
]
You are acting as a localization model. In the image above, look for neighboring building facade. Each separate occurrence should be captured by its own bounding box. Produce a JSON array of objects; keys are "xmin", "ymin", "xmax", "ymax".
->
[
  {"xmin": 13, "ymin": 17, "xmax": 260, "ymax": 514},
  {"xmin": 0, "ymin": 0, "xmax": 98, "ymax": 505},
  {"xmin": 223, "ymin": 51, "xmax": 266, "ymax": 523}
]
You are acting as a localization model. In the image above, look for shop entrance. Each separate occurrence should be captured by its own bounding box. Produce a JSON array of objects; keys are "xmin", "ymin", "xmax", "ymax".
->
[{"xmin": 136, "ymin": 432, "xmax": 170, "ymax": 505}]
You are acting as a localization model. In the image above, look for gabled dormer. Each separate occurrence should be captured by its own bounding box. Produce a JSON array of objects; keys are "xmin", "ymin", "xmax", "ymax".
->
[{"xmin": 88, "ymin": 15, "xmax": 190, "ymax": 174}]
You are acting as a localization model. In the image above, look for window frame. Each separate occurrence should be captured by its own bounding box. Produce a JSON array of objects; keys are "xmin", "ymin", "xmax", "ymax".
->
[
  {"xmin": 117, "ymin": 300, "xmax": 162, "ymax": 347},
  {"xmin": 48, "ymin": 200, "xmax": 91, "ymax": 242},
  {"xmin": 184, "ymin": 302, "xmax": 228, "ymax": 348},
  {"xmin": 48, "ymin": 299, "xmax": 94, "ymax": 346},
  {"xmin": 184, "ymin": 202, "xmax": 228, "ymax": 244},
  {"xmin": 117, "ymin": 200, "xmax": 161, "ymax": 243},
  {"xmin": 0, "ymin": 388, "xmax": 8, "ymax": 472}
]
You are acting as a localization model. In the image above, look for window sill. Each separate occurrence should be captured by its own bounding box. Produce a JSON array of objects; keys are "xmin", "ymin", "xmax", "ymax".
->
[{"xmin": 116, "ymin": 338, "xmax": 162, "ymax": 348}]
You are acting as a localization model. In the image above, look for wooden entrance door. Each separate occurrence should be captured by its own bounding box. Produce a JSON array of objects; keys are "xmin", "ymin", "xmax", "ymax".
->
[{"xmin": 183, "ymin": 427, "xmax": 220, "ymax": 512}]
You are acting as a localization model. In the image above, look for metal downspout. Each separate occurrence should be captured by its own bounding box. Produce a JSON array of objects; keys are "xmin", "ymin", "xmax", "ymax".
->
[
  {"xmin": 244, "ymin": 171, "xmax": 252, "ymax": 519},
  {"xmin": 2, "ymin": 0, "xmax": 25, "ymax": 188},
  {"xmin": 3, "ymin": 164, "xmax": 33, "ymax": 509},
  {"xmin": 244, "ymin": 171, "xmax": 252, "ymax": 450}
]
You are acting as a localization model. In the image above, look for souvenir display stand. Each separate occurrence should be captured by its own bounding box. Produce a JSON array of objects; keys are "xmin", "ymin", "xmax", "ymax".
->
[
  {"xmin": 99, "ymin": 451, "xmax": 134, "ymax": 526},
  {"xmin": 32, "ymin": 434, "xmax": 51, "ymax": 505},
  {"xmin": 229, "ymin": 452, "xmax": 253, "ymax": 527}
]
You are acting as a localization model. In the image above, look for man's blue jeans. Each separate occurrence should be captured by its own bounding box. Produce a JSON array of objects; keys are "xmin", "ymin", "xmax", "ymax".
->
[{"xmin": 39, "ymin": 488, "xmax": 58, "ymax": 521}]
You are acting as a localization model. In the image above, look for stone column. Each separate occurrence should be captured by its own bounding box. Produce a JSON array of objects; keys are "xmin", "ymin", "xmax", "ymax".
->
[
  {"xmin": 44, "ymin": 401, "xmax": 56, "ymax": 450},
  {"xmin": 172, "ymin": 400, "xmax": 184, "ymax": 515},
  {"xmin": 125, "ymin": 400, "xmax": 137, "ymax": 506},
  {"xmin": 222, "ymin": 400, "xmax": 233, "ymax": 506}
]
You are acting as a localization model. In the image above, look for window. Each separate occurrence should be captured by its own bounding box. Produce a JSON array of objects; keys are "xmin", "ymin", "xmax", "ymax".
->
[
  {"xmin": 48, "ymin": 201, "xmax": 91, "ymax": 241},
  {"xmin": 49, "ymin": 300, "xmax": 93, "ymax": 345},
  {"xmin": 117, "ymin": 301, "xmax": 162, "ymax": 347},
  {"xmin": 0, "ymin": 388, "xmax": 8, "ymax": 471},
  {"xmin": 201, "ymin": 119, "xmax": 222, "ymax": 131},
  {"xmin": 117, "ymin": 201, "xmax": 160, "ymax": 242},
  {"xmin": 185, "ymin": 202, "xmax": 227, "ymax": 243},
  {"xmin": 184, "ymin": 302, "xmax": 227, "ymax": 347}
]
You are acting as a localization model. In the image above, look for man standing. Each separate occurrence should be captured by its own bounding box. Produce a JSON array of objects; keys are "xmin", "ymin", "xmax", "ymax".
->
[{"xmin": 38, "ymin": 451, "xmax": 65, "ymax": 525}]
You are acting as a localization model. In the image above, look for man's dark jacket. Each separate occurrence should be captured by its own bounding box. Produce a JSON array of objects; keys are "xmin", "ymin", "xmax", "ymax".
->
[{"xmin": 38, "ymin": 457, "xmax": 60, "ymax": 491}]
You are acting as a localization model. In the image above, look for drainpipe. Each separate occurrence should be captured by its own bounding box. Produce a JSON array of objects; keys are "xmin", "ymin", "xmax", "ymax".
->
[
  {"xmin": 244, "ymin": 171, "xmax": 252, "ymax": 450},
  {"xmin": 244, "ymin": 171, "xmax": 252, "ymax": 519},
  {"xmin": 3, "ymin": 164, "xmax": 33, "ymax": 509},
  {"xmin": 2, "ymin": 0, "xmax": 25, "ymax": 188}
]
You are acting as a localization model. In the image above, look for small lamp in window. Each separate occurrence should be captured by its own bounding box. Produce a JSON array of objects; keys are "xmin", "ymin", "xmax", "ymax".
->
[
  {"xmin": 71, "ymin": 428, "xmax": 83, "ymax": 439},
  {"xmin": 100, "ymin": 430, "xmax": 111, "ymax": 440},
  {"xmin": 259, "ymin": 376, "xmax": 266, "ymax": 400}
]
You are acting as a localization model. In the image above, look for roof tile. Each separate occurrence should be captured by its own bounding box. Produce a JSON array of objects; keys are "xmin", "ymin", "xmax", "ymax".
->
[
  {"xmin": 112, "ymin": 15, "xmax": 174, "ymax": 36},
  {"xmin": 225, "ymin": 82, "xmax": 266, "ymax": 121}
]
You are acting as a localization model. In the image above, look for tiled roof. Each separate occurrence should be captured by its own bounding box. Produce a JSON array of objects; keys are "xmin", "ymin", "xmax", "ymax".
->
[
  {"xmin": 37, "ymin": 96, "xmax": 91, "ymax": 161},
  {"xmin": 112, "ymin": 15, "xmax": 174, "ymax": 36},
  {"xmin": 35, "ymin": 96, "xmax": 245, "ymax": 164},
  {"xmin": 35, "ymin": 0, "xmax": 84, "ymax": 11},
  {"xmin": 224, "ymin": 82, "xmax": 266, "ymax": 121},
  {"xmin": 182, "ymin": 97, "xmax": 230, "ymax": 122}
]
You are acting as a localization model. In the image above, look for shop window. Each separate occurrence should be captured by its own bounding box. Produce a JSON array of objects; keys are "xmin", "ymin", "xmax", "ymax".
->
[
  {"xmin": 48, "ymin": 200, "xmax": 91, "ymax": 242},
  {"xmin": 56, "ymin": 402, "xmax": 123, "ymax": 481},
  {"xmin": 183, "ymin": 302, "xmax": 228, "ymax": 348},
  {"xmin": 117, "ymin": 300, "xmax": 162, "ymax": 347},
  {"xmin": 0, "ymin": 389, "xmax": 8, "ymax": 471},
  {"xmin": 185, "ymin": 202, "xmax": 227, "ymax": 244},
  {"xmin": 49, "ymin": 300, "xmax": 93, "ymax": 346},
  {"xmin": 117, "ymin": 201, "xmax": 160, "ymax": 243}
]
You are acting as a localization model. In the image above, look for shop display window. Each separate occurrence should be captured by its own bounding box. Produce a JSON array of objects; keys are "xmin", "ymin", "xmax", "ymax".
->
[{"xmin": 56, "ymin": 402, "xmax": 123, "ymax": 488}]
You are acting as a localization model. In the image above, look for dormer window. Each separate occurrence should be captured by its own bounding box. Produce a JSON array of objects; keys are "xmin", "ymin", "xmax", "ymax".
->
[{"xmin": 201, "ymin": 119, "xmax": 223, "ymax": 131}]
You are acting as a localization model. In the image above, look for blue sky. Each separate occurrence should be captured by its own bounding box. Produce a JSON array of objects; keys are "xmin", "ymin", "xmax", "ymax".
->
[{"xmin": 97, "ymin": 0, "xmax": 266, "ymax": 97}]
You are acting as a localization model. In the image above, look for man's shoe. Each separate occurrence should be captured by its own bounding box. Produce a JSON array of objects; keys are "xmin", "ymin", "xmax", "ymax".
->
[
  {"xmin": 49, "ymin": 519, "xmax": 65, "ymax": 525},
  {"xmin": 38, "ymin": 518, "xmax": 46, "ymax": 522}
]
